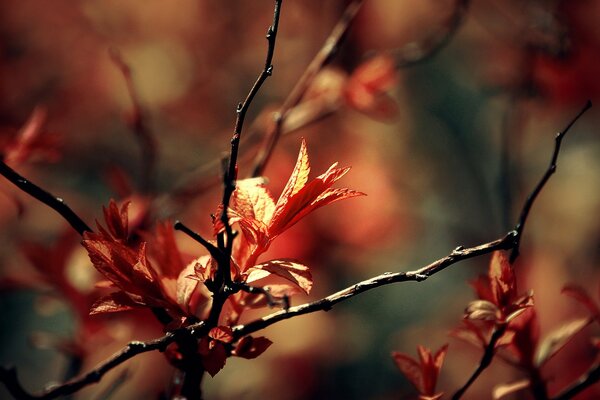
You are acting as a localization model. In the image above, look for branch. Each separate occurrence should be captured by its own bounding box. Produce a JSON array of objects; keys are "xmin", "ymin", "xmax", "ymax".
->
[
  {"xmin": 108, "ymin": 48, "xmax": 157, "ymax": 193},
  {"xmin": 218, "ymin": 0, "xmax": 283, "ymax": 286},
  {"xmin": 233, "ymin": 234, "xmax": 516, "ymax": 337},
  {"xmin": 251, "ymin": 0, "xmax": 364, "ymax": 177},
  {"xmin": 0, "ymin": 322, "xmax": 207, "ymax": 400},
  {"xmin": 174, "ymin": 220, "xmax": 223, "ymax": 262},
  {"xmin": 452, "ymin": 324, "xmax": 507, "ymax": 400},
  {"xmin": 510, "ymin": 100, "xmax": 592, "ymax": 262},
  {"xmin": 552, "ymin": 361, "xmax": 600, "ymax": 400},
  {"xmin": 0, "ymin": 159, "xmax": 92, "ymax": 235},
  {"xmin": 233, "ymin": 101, "xmax": 591, "ymax": 337}
]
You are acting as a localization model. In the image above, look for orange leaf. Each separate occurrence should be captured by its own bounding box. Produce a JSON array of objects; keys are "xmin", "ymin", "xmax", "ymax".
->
[{"xmin": 489, "ymin": 251, "xmax": 516, "ymax": 309}]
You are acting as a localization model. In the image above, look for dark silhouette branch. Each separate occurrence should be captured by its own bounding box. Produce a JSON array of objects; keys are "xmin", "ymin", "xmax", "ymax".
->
[
  {"xmin": 510, "ymin": 100, "xmax": 592, "ymax": 262},
  {"xmin": 251, "ymin": 0, "xmax": 364, "ymax": 177},
  {"xmin": 452, "ymin": 324, "xmax": 508, "ymax": 400},
  {"xmin": 552, "ymin": 361, "xmax": 600, "ymax": 400},
  {"xmin": 0, "ymin": 159, "xmax": 92, "ymax": 235}
]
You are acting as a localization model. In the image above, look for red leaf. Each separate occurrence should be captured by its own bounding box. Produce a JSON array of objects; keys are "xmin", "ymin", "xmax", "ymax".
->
[
  {"xmin": 4, "ymin": 106, "xmax": 61, "ymax": 165},
  {"xmin": 392, "ymin": 351, "xmax": 424, "ymax": 392},
  {"xmin": 102, "ymin": 200, "xmax": 130, "ymax": 241},
  {"xmin": 393, "ymin": 344, "xmax": 447, "ymax": 397},
  {"xmin": 149, "ymin": 221, "xmax": 185, "ymax": 279},
  {"xmin": 89, "ymin": 291, "xmax": 137, "ymax": 315},
  {"xmin": 248, "ymin": 259, "xmax": 313, "ymax": 294},
  {"xmin": 233, "ymin": 336, "xmax": 273, "ymax": 359},
  {"xmin": 209, "ymin": 326, "xmax": 234, "ymax": 343},
  {"xmin": 489, "ymin": 251, "xmax": 516, "ymax": 309},
  {"xmin": 344, "ymin": 53, "xmax": 399, "ymax": 120},
  {"xmin": 199, "ymin": 338, "xmax": 228, "ymax": 377}
]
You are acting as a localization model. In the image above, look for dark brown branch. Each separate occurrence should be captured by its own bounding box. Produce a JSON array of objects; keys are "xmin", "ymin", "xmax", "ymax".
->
[
  {"xmin": 509, "ymin": 100, "xmax": 592, "ymax": 262},
  {"xmin": 174, "ymin": 220, "xmax": 223, "ymax": 262},
  {"xmin": 218, "ymin": 0, "xmax": 283, "ymax": 287},
  {"xmin": 0, "ymin": 322, "xmax": 207, "ymax": 400},
  {"xmin": 232, "ymin": 234, "xmax": 516, "ymax": 337},
  {"xmin": 0, "ymin": 159, "xmax": 92, "ymax": 235},
  {"xmin": 251, "ymin": 0, "xmax": 364, "ymax": 177},
  {"xmin": 452, "ymin": 324, "xmax": 508, "ymax": 400},
  {"xmin": 552, "ymin": 361, "xmax": 600, "ymax": 400}
]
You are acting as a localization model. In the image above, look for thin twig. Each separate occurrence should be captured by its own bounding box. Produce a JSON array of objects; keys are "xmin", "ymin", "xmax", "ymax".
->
[
  {"xmin": 452, "ymin": 324, "xmax": 507, "ymax": 400},
  {"xmin": 510, "ymin": 100, "xmax": 592, "ymax": 262},
  {"xmin": 0, "ymin": 159, "xmax": 92, "ymax": 235},
  {"xmin": 174, "ymin": 220, "xmax": 223, "ymax": 261},
  {"xmin": 251, "ymin": 0, "xmax": 364, "ymax": 177},
  {"xmin": 218, "ymin": 0, "xmax": 283, "ymax": 287}
]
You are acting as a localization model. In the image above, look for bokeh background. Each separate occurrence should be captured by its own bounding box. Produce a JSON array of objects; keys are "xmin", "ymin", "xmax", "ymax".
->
[{"xmin": 1, "ymin": 0, "xmax": 600, "ymax": 399}]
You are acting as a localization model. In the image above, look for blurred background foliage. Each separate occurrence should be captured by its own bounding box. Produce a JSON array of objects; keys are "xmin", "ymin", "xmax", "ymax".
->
[{"xmin": 1, "ymin": 0, "xmax": 599, "ymax": 398}]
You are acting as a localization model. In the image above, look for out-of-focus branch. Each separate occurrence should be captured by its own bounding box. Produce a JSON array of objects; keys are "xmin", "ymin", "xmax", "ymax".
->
[
  {"xmin": 0, "ymin": 159, "xmax": 92, "ymax": 235},
  {"xmin": 250, "ymin": 0, "xmax": 364, "ymax": 177},
  {"xmin": 552, "ymin": 361, "xmax": 600, "ymax": 400},
  {"xmin": 0, "ymin": 322, "xmax": 207, "ymax": 400},
  {"xmin": 108, "ymin": 48, "xmax": 157, "ymax": 193},
  {"xmin": 395, "ymin": 0, "xmax": 470, "ymax": 68}
]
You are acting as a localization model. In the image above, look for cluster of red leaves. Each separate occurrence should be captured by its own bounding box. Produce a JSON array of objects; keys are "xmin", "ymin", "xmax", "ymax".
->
[
  {"xmin": 81, "ymin": 139, "xmax": 363, "ymax": 375},
  {"xmin": 82, "ymin": 201, "xmax": 203, "ymax": 324},
  {"xmin": 394, "ymin": 251, "xmax": 597, "ymax": 398}
]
